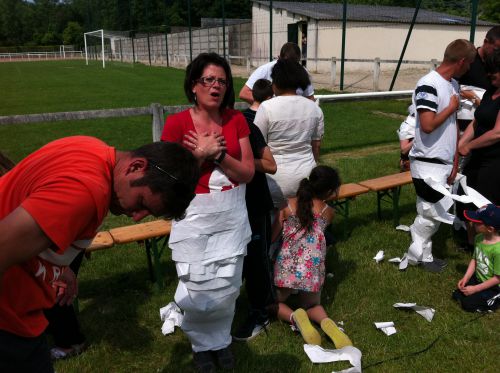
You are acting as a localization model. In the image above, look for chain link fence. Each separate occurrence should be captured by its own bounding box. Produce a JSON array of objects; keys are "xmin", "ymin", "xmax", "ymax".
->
[{"xmin": 81, "ymin": 0, "xmax": 496, "ymax": 90}]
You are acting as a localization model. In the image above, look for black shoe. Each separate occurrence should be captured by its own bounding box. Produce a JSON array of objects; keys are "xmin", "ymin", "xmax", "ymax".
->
[
  {"xmin": 233, "ymin": 311, "xmax": 270, "ymax": 342},
  {"xmin": 421, "ymin": 261, "xmax": 445, "ymax": 273},
  {"xmin": 432, "ymin": 257, "xmax": 447, "ymax": 268},
  {"xmin": 213, "ymin": 346, "xmax": 234, "ymax": 369},
  {"xmin": 193, "ymin": 351, "xmax": 216, "ymax": 373}
]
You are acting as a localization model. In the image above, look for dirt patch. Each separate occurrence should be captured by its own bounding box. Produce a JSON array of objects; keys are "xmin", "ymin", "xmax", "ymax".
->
[
  {"xmin": 321, "ymin": 143, "xmax": 400, "ymax": 162},
  {"xmin": 371, "ymin": 111, "xmax": 407, "ymax": 120}
]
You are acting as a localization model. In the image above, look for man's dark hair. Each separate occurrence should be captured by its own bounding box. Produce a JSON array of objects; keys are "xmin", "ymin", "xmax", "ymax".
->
[
  {"xmin": 485, "ymin": 26, "xmax": 500, "ymax": 42},
  {"xmin": 0, "ymin": 151, "xmax": 14, "ymax": 176},
  {"xmin": 279, "ymin": 42, "xmax": 301, "ymax": 62},
  {"xmin": 271, "ymin": 58, "xmax": 310, "ymax": 92},
  {"xmin": 252, "ymin": 79, "xmax": 273, "ymax": 103},
  {"xmin": 485, "ymin": 49, "xmax": 500, "ymax": 74},
  {"xmin": 130, "ymin": 142, "xmax": 200, "ymax": 220},
  {"xmin": 184, "ymin": 52, "xmax": 235, "ymax": 111}
]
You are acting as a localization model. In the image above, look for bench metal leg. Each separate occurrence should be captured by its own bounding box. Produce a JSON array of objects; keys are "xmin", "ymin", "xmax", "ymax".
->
[
  {"xmin": 376, "ymin": 187, "xmax": 402, "ymax": 227},
  {"xmin": 392, "ymin": 186, "xmax": 401, "ymax": 227},
  {"xmin": 150, "ymin": 238, "xmax": 164, "ymax": 291},
  {"xmin": 376, "ymin": 191, "xmax": 383, "ymax": 219},
  {"xmin": 144, "ymin": 240, "xmax": 155, "ymax": 282},
  {"xmin": 144, "ymin": 236, "xmax": 169, "ymax": 291},
  {"xmin": 330, "ymin": 198, "xmax": 350, "ymax": 239}
]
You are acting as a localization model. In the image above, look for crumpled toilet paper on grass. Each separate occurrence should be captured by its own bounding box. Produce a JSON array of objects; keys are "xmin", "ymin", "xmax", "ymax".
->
[
  {"xmin": 393, "ymin": 302, "xmax": 435, "ymax": 322},
  {"xmin": 160, "ymin": 301, "xmax": 183, "ymax": 335},
  {"xmin": 374, "ymin": 321, "xmax": 397, "ymax": 336},
  {"xmin": 304, "ymin": 345, "xmax": 362, "ymax": 373},
  {"xmin": 373, "ymin": 250, "xmax": 384, "ymax": 263}
]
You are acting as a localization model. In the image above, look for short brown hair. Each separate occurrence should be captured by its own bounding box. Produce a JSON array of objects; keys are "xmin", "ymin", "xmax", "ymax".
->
[
  {"xmin": 443, "ymin": 39, "xmax": 476, "ymax": 63},
  {"xmin": 279, "ymin": 42, "xmax": 301, "ymax": 62}
]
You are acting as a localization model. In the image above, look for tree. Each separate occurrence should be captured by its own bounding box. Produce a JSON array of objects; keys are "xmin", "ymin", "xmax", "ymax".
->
[{"xmin": 63, "ymin": 21, "xmax": 83, "ymax": 47}]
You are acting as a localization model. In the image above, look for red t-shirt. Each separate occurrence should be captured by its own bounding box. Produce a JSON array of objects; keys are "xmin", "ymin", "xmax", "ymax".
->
[
  {"xmin": 161, "ymin": 108, "xmax": 250, "ymax": 194},
  {"xmin": 0, "ymin": 136, "xmax": 115, "ymax": 337}
]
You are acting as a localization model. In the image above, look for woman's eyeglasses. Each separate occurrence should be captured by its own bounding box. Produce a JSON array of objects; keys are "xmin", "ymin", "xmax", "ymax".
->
[{"xmin": 196, "ymin": 76, "xmax": 228, "ymax": 88}]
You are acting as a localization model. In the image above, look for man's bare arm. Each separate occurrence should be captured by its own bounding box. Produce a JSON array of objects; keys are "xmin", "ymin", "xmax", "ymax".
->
[
  {"xmin": 419, "ymin": 95, "xmax": 459, "ymax": 134},
  {"xmin": 239, "ymin": 85, "xmax": 254, "ymax": 105},
  {"xmin": 0, "ymin": 207, "xmax": 52, "ymax": 279}
]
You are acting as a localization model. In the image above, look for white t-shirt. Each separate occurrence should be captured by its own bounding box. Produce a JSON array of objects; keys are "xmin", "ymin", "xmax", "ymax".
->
[
  {"xmin": 245, "ymin": 60, "xmax": 314, "ymax": 97},
  {"xmin": 397, "ymin": 114, "xmax": 416, "ymax": 141},
  {"xmin": 409, "ymin": 70, "xmax": 459, "ymax": 165},
  {"xmin": 254, "ymin": 95, "xmax": 324, "ymax": 207}
]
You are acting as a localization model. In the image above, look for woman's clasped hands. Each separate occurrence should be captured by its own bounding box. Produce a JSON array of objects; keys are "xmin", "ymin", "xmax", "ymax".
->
[{"xmin": 183, "ymin": 130, "xmax": 226, "ymax": 161}]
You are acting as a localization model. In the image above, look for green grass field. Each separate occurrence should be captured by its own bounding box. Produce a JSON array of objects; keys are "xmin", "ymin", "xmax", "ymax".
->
[{"xmin": 0, "ymin": 60, "xmax": 498, "ymax": 373}]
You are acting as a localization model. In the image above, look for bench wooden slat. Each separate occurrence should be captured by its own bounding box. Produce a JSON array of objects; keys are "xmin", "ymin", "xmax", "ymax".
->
[
  {"xmin": 109, "ymin": 220, "xmax": 172, "ymax": 244},
  {"xmin": 87, "ymin": 231, "xmax": 114, "ymax": 252},
  {"xmin": 358, "ymin": 171, "xmax": 412, "ymax": 191},
  {"xmin": 333, "ymin": 183, "xmax": 370, "ymax": 200}
]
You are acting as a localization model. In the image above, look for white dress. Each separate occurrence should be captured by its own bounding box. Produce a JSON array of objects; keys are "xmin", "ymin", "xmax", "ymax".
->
[{"xmin": 254, "ymin": 95, "xmax": 324, "ymax": 208}]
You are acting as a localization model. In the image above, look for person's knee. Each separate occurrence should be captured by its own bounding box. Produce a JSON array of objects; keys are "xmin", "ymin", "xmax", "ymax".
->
[{"xmin": 460, "ymin": 296, "xmax": 481, "ymax": 312}]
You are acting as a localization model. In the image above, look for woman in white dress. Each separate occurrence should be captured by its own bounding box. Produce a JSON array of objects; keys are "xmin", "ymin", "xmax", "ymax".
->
[{"xmin": 254, "ymin": 59, "xmax": 324, "ymax": 209}]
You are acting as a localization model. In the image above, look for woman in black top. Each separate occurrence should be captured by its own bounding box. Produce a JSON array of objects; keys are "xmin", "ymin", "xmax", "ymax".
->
[{"xmin": 459, "ymin": 50, "xmax": 500, "ymax": 205}]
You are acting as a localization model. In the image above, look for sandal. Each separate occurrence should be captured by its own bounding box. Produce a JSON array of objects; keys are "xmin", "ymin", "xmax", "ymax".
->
[{"xmin": 50, "ymin": 342, "xmax": 87, "ymax": 361}]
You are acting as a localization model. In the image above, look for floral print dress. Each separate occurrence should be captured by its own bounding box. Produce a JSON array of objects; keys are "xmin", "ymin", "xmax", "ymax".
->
[{"xmin": 274, "ymin": 208, "xmax": 328, "ymax": 292}]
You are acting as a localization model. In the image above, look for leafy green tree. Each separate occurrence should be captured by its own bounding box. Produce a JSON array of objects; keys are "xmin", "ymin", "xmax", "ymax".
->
[
  {"xmin": 63, "ymin": 21, "xmax": 83, "ymax": 46},
  {"xmin": 479, "ymin": 0, "xmax": 500, "ymax": 23},
  {"xmin": 40, "ymin": 31, "xmax": 60, "ymax": 45}
]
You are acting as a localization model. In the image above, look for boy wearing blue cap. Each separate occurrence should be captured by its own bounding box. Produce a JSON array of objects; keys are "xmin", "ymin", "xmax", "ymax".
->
[{"xmin": 453, "ymin": 204, "xmax": 500, "ymax": 312}]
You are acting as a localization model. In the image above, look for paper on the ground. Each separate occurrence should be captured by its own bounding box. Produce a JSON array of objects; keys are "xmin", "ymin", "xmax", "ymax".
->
[
  {"xmin": 373, "ymin": 250, "xmax": 384, "ymax": 263},
  {"xmin": 388, "ymin": 254, "xmax": 408, "ymax": 270},
  {"xmin": 159, "ymin": 301, "xmax": 183, "ymax": 335},
  {"xmin": 393, "ymin": 302, "xmax": 435, "ymax": 322},
  {"xmin": 396, "ymin": 225, "xmax": 410, "ymax": 232},
  {"xmin": 303, "ymin": 344, "xmax": 362, "ymax": 373},
  {"xmin": 374, "ymin": 322, "xmax": 397, "ymax": 336}
]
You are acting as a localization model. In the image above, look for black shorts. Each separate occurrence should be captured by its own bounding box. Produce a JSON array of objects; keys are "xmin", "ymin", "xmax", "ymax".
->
[
  {"xmin": 412, "ymin": 177, "xmax": 444, "ymax": 203},
  {"xmin": 0, "ymin": 330, "xmax": 54, "ymax": 373}
]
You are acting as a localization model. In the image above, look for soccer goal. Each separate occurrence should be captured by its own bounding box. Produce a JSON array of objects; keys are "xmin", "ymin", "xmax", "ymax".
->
[{"xmin": 84, "ymin": 29, "xmax": 130, "ymax": 68}]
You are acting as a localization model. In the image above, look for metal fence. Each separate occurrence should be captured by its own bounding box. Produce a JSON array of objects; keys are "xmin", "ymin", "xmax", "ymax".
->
[{"xmin": 0, "ymin": 51, "xmax": 83, "ymax": 61}]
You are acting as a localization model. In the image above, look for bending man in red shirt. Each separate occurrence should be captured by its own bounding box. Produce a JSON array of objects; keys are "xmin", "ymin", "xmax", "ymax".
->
[{"xmin": 0, "ymin": 136, "xmax": 199, "ymax": 372}]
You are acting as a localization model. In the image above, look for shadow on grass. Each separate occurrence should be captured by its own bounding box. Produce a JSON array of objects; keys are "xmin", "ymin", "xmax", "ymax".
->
[
  {"xmin": 331, "ymin": 200, "xmax": 416, "ymax": 244},
  {"xmin": 77, "ymin": 257, "xmax": 178, "ymax": 351},
  {"xmin": 324, "ymin": 244, "xmax": 356, "ymax": 307},
  {"xmin": 157, "ymin": 341, "xmax": 302, "ymax": 372}
]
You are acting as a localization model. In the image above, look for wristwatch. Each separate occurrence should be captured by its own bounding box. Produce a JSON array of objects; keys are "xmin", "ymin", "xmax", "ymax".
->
[{"xmin": 214, "ymin": 150, "xmax": 226, "ymax": 165}]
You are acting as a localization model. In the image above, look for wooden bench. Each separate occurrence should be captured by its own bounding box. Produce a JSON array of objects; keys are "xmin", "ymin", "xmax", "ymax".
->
[
  {"xmin": 87, "ymin": 220, "xmax": 172, "ymax": 290},
  {"xmin": 329, "ymin": 183, "xmax": 370, "ymax": 238},
  {"xmin": 358, "ymin": 171, "xmax": 413, "ymax": 227}
]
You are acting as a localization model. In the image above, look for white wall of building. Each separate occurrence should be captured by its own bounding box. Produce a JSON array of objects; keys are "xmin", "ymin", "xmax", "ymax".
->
[{"xmin": 251, "ymin": 3, "xmax": 492, "ymax": 73}]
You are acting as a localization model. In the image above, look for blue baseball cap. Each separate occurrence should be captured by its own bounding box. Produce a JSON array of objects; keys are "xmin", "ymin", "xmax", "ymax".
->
[{"xmin": 464, "ymin": 204, "xmax": 500, "ymax": 230}]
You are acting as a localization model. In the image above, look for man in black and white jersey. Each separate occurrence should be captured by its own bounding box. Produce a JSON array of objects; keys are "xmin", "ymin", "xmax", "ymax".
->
[{"xmin": 406, "ymin": 39, "xmax": 477, "ymax": 273}]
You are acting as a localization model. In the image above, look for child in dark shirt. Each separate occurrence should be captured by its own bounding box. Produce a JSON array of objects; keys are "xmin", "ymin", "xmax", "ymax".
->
[{"xmin": 234, "ymin": 79, "xmax": 277, "ymax": 341}]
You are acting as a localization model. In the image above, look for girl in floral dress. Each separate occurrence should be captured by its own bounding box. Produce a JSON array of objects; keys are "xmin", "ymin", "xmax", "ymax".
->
[{"xmin": 272, "ymin": 166, "xmax": 352, "ymax": 348}]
